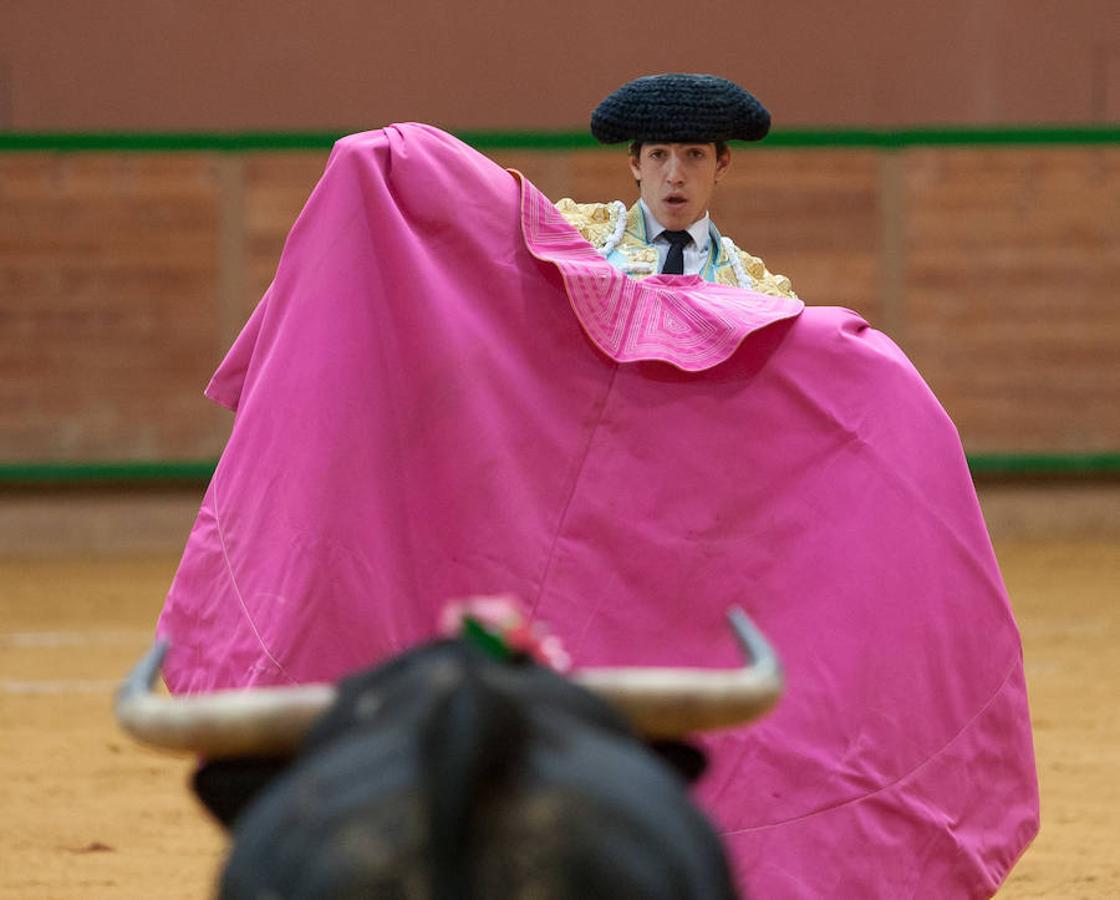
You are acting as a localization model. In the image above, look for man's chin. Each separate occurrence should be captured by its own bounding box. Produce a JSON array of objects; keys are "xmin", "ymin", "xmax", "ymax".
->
[{"xmin": 656, "ymin": 205, "xmax": 696, "ymax": 230}]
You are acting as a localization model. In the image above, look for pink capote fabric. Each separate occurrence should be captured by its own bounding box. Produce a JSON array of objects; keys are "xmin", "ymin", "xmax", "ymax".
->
[{"xmin": 158, "ymin": 124, "xmax": 1039, "ymax": 898}]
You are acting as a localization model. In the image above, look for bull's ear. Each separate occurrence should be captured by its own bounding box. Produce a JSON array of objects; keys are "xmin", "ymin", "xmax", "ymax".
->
[
  {"xmin": 192, "ymin": 756, "xmax": 294, "ymax": 828},
  {"xmin": 647, "ymin": 740, "xmax": 708, "ymax": 783}
]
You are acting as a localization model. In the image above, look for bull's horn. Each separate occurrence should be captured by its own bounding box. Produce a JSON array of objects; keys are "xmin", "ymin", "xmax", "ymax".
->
[
  {"xmin": 115, "ymin": 608, "xmax": 781, "ymax": 756},
  {"xmin": 114, "ymin": 642, "xmax": 335, "ymax": 758},
  {"xmin": 573, "ymin": 607, "xmax": 782, "ymax": 738}
]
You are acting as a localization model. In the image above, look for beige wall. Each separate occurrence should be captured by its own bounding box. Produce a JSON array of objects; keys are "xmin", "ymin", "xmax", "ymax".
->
[{"xmin": 1, "ymin": 0, "xmax": 1118, "ymax": 131}]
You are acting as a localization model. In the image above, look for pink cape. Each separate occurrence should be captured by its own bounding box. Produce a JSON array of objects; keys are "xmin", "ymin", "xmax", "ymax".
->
[{"xmin": 158, "ymin": 124, "xmax": 1038, "ymax": 898}]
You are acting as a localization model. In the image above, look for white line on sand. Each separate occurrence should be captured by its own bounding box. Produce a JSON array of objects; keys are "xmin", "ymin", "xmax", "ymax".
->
[
  {"xmin": 2, "ymin": 679, "xmax": 119, "ymax": 694},
  {"xmin": 0, "ymin": 630, "xmax": 152, "ymax": 648}
]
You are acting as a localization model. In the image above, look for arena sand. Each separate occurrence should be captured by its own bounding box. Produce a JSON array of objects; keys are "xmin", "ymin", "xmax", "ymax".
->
[{"xmin": 0, "ymin": 544, "xmax": 1115, "ymax": 898}]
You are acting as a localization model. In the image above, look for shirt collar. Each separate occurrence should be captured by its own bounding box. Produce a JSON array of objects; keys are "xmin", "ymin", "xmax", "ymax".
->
[{"xmin": 639, "ymin": 199, "xmax": 711, "ymax": 252}]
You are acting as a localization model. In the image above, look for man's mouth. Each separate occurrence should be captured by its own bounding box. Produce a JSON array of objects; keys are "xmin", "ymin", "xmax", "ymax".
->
[{"xmin": 664, "ymin": 194, "xmax": 687, "ymax": 207}]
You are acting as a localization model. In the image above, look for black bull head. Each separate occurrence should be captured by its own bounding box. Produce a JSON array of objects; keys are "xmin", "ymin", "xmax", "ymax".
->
[{"xmin": 115, "ymin": 609, "xmax": 781, "ymax": 900}]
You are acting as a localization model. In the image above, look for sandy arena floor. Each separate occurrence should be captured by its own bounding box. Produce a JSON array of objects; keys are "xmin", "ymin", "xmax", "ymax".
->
[{"xmin": 1, "ymin": 542, "xmax": 1116, "ymax": 898}]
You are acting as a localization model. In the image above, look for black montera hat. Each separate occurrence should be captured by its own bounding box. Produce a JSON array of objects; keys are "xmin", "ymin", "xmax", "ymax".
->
[{"xmin": 591, "ymin": 73, "xmax": 770, "ymax": 144}]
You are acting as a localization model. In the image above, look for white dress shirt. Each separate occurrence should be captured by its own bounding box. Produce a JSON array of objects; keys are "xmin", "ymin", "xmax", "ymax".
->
[{"xmin": 639, "ymin": 199, "xmax": 713, "ymax": 276}]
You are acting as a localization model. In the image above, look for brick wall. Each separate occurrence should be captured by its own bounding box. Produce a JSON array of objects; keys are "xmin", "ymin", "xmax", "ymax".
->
[{"xmin": 2, "ymin": 142, "xmax": 1117, "ymax": 462}]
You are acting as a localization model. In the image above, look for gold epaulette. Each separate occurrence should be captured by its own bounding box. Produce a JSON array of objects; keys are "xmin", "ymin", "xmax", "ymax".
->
[
  {"xmin": 714, "ymin": 243, "xmax": 798, "ymax": 299},
  {"xmin": 553, "ymin": 198, "xmax": 624, "ymax": 251}
]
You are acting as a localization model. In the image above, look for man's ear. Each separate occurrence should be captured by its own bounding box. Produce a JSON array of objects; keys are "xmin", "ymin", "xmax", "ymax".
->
[
  {"xmin": 715, "ymin": 149, "xmax": 732, "ymax": 182},
  {"xmin": 628, "ymin": 154, "xmax": 643, "ymax": 185}
]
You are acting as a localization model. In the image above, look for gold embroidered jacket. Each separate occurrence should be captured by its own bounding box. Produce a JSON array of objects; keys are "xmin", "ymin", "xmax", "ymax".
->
[{"xmin": 554, "ymin": 199, "xmax": 796, "ymax": 299}]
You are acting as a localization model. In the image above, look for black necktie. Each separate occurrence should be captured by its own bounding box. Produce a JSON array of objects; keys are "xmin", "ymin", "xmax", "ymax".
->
[{"xmin": 661, "ymin": 230, "xmax": 692, "ymax": 275}]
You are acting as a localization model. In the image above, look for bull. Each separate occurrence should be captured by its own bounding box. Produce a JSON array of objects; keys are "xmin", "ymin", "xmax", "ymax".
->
[{"xmin": 116, "ymin": 608, "xmax": 781, "ymax": 899}]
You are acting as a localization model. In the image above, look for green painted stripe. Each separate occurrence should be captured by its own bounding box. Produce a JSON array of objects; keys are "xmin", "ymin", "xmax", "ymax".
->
[
  {"xmin": 1, "ymin": 454, "xmax": 1118, "ymax": 486},
  {"xmin": 0, "ymin": 460, "xmax": 218, "ymax": 484},
  {"xmin": 966, "ymin": 453, "xmax": 1120, "ymax": 476},
  {"xmin": 1, "ymin": 125, "xmax": 1119, "ymax": 153},
  {"xmin": 0, "ymin": 132, "xmax": 347, "ymax": 152},
  {"xmin": 759, "ymin": 126, "xmax": 1120, "ymax": 148}
]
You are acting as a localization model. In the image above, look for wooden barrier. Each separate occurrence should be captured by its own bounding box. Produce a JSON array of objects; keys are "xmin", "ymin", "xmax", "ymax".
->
[
  {"xmin": 902, "ymin": 148, "xmax": 1120, "ymax": 452},
  {"xmin": 1, "ymin": 140, "xmax": 1117, "ymax": 464},
  {"xmin": 0, "ymin": 153, "xmax": 230, "ymax": 461}
]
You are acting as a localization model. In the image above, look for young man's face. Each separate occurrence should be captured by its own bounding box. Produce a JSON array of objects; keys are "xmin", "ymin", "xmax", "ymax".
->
[{"xmin": 629, "ymin": 143, "xmax": 731, "ymax": 231}]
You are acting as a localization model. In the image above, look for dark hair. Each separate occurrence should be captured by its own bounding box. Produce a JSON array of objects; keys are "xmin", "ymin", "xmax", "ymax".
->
[{"xmin": 628, "ymin": 140, "xmax": 730, "ymax": 159}]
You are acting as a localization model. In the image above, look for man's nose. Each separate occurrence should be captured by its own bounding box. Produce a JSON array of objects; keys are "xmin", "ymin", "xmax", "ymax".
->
[{"xmin": 665, "ymin": 155, "xmax": 685, "ymax": 183}]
